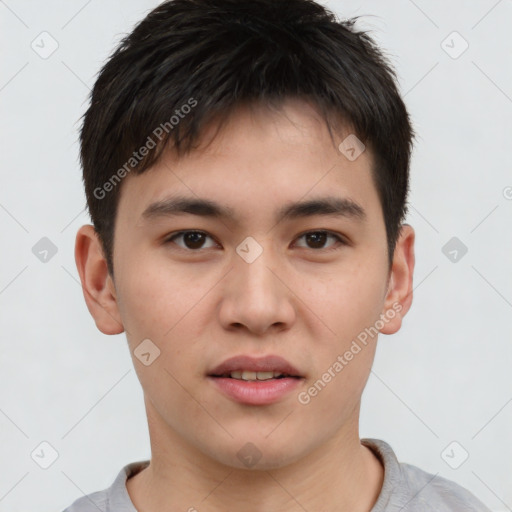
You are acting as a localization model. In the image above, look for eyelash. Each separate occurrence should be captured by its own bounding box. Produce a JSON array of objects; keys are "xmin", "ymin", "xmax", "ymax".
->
[{"xmin": 164, "ymin": 230, "xmax": 347, "ymax": 253}]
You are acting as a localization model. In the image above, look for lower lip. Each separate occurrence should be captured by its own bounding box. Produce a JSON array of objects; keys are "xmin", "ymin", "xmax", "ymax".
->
[{"xmin": 208, "ymin": 376, "xmax": 302, "ymax": 405}]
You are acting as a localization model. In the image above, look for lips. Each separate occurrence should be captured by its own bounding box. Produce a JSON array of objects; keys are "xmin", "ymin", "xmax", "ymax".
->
[
  {"xmin": 207, "ymin": 354, "xmax": 304, "ymax": 405},
  {"xmin": 208, "ymin": 354, "xmax": 303, "ymax": 378}
]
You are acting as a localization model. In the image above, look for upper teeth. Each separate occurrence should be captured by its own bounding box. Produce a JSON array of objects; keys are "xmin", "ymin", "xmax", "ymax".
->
[{"xmin": 230, "ymin": 370, "xmax": 285, "ymax": 381}]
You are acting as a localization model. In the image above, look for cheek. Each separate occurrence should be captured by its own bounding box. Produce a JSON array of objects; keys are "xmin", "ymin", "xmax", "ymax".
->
[
  {"xmin": 116, "ymin": 256, "xmax": 203, "ymax": 337},
  {"xmin": 300, "ymin": 260, "xmax": 386, "ymax": 344},
  {"xmin": 117, "ymin": 268, "xmax": 204, "ymax": 401},
  {"xmin": 116, "ymin": 262, "xmax": 222, "ymax": 389},
  {"xmin": 313, "ymin": 262, "xmax": 385, "ymax": 408},
  {"xmin": 116, "ymin": 272, "xmax": 167, "ymax": 338}
]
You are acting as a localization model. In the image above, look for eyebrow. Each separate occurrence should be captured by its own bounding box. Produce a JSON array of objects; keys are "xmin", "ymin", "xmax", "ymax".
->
[{"xmin": 141, "ymin": 194, "xmax": 367, "ymax": 224}]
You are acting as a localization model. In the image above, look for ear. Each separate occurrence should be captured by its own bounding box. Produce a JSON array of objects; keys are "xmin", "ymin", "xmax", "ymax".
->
[
  {"xmin": 379, "ymin": 224, "xmax": 415, "ymax": 335},
  {"xmin": 74, "ymin": 224, "xmax": 124, "ymax": 335}
]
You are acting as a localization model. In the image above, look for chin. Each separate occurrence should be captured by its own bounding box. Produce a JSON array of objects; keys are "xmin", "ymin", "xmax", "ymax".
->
[{"xmin": 205, "ymin": 437, "xmax": 309, "ymax": 471}]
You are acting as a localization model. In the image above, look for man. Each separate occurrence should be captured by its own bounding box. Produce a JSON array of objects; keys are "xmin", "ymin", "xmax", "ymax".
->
[{"xmin": 64, "ymin": 0, "xmax": 491, "ymax": 510}]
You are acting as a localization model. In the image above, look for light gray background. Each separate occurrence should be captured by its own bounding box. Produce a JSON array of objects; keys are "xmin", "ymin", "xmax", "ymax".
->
[{"xmin": 0, "ymin": 0, "xmax": 511, "ymax": 510}]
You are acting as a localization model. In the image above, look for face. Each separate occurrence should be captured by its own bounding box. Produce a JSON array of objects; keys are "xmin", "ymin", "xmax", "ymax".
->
[{"xmin": 78, "ymin": 98, "xmax": 414, "ymax": 470}]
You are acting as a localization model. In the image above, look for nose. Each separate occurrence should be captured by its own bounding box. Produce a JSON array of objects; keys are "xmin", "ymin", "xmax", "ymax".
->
[{"xmin": 217, "ymin": 245, "xmax": 296, "ymax": 336}]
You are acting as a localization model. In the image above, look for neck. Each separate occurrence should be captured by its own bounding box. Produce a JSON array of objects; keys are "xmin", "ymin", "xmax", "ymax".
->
[{"xmin": 127, "ymin": 402, "xmax": 384, "ymax": 512}]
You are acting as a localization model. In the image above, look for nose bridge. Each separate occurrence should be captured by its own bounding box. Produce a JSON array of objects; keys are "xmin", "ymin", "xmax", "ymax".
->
[
  {"xmin": 219, "ymin": 236, "xmax": 295, "ymax": 334},
  {"xmin": 234, "ymin": 236, "xmax": 281, "ymax": 300}
]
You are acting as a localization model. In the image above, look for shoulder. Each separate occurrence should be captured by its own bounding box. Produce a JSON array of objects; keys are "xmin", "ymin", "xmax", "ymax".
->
[
  {"xmin": 60, "ymin": 460, "xmax": 149, "ymax": 512},
  {"xmin": 61, "ymin": 489, "xmax": 109, "ymax": 512},
  {"xmin": 397, "ymin": 461, "xmax": 491, "ymax": 511},
  {"xmin": 362, "ymin": 438, "xmax": 491, "ymax": 512}
]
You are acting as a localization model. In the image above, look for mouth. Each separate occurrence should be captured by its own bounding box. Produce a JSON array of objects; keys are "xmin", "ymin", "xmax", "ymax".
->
[
  {"xmin": 207, "ymin": 354, "xmax": 304, "ymax": 405},
  {"xmin": 207, "ymin": 354, "xmax": 303, "ymax": 379},
  {"xmin": 209, "ymin": 370, "xmax": 301, "ymax": 381}
]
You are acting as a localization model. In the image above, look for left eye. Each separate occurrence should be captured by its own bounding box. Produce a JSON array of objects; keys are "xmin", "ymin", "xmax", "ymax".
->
[
  {"xmin": 294, "ymin": 231, "xmax": 344, "ymax": 251},
  {"xmin": 165, "ymin": 230, "xmax": 345, "ymax": 251}
]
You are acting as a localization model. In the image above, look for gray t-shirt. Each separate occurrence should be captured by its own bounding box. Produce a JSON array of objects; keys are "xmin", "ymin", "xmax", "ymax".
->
[{"xmin": 61, "ymin": 438, "xmax": 491, "ymax": 511}]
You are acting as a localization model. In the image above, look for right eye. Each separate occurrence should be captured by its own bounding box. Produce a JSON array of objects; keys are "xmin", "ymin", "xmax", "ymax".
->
[{"xmin": 164, "ymin": 230, "xmax": 220, "ymax": 251}]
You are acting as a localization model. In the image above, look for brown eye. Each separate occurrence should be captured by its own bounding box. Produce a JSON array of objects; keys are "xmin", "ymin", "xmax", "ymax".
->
[
  {"xmin": 166, "ymin": 231, "xmax": 218, "ymax": 251},
  {"xmin": 295, "ymin": 231, "xmax": 345, "ymax": 251}
]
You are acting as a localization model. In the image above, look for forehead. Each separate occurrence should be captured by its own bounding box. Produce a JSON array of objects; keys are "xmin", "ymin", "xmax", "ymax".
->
[{"xmin": 117, "ymin": 99, "xmax": 381, "ymax": 226}]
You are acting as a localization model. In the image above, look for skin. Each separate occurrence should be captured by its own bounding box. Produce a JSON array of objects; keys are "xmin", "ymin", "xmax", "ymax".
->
[{"xmin": 75, "ymin": 98, "xmax": 415, "ymax": 512}]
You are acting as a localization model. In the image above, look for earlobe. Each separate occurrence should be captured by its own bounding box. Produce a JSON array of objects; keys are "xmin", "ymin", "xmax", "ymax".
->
[
  {"xmin": 379, "ymin": 224, "xmax": 415, "ymax": 335},
  {"xmin": 74, "ymin": 224, "xmax": 124, "ymax": 335}
]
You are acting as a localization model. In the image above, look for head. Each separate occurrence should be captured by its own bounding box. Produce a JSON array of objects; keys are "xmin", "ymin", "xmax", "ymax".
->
[{"xmin": 76, "ymin": 0, "xmax": 415, "ymax": 470}]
